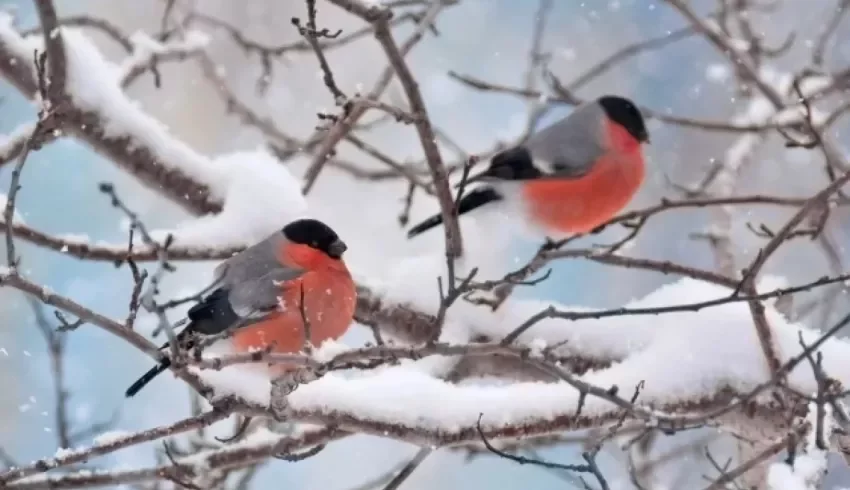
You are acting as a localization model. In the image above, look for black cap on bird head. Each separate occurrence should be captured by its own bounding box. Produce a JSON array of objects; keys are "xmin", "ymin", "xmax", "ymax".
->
[
  {"xmin": 282, "ymin": 218, "xmax": 347, "ymax": 259},
  {"xmin": 597, "ymin": 95, "xmax": 650, "ymax": 144}
]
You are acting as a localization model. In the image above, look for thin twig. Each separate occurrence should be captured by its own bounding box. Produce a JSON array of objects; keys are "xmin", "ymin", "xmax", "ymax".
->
[
  {"xmin": 380, "ymin": 447, "xmax": 433, "ymax": 490},
  {"xmin": 33, "ymin": 0, "xmax": 67, "ymax": 103}
]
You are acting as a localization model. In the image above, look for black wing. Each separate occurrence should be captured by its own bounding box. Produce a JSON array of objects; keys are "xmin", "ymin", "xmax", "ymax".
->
[
  {"xmin": 185, "ymin": 287, "xmax": 241, "ymax": 335},
  {"xmin": 407, "ymin": 187, "xmax": 503, "ymax": 238},
  {"xmin": 125, "ymin": 287, "xmax": 240, "ymax": 398}
]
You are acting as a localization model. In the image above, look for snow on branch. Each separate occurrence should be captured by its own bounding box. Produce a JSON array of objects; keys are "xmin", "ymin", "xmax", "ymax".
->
[
  {"xmin": 192, "ymin": 277, "xmax": 850, "ymax": 434},
  {"xmin": 4, "ymin": 275, "xmax": 850, "ymax": 488},
  {"xmin": 118, "ymin": 30, "xmax": 210, "ymax": 88},
  {"xmin": 0, "ymin": 12, "xmax": 221, "ymax": 215},
  {"xmin": 0, "ymin": 8, "xmax": 453, "ymax": 350},
  {"xmin": 5, "ymin": 426, "xmax": 340, "ymax": 490},
  {"xmin": 0, "ymin": 122, "xmax": 37, "ymax": 167},
  {"xmin": 0, "ymin": 14, "xmax": 312, "ymax": 247}
]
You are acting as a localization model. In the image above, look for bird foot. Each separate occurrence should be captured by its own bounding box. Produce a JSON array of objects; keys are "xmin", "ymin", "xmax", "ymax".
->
[
  {"xmin": 270, "ymin": 369, "xmax": 319, "ymax": 419},
  {"xmin": 270, "ymin": 378, "xmax": 295, "ymax": 419}
]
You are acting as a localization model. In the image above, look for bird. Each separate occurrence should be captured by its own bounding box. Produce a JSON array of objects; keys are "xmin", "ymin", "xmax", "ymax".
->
[
  {"xmin": 407, "ymin": 95, "xmax": 650, "ymax": 239},
  {"xmin": 124, "ymin": 218, "xmax": 356, "ymax": 398}
]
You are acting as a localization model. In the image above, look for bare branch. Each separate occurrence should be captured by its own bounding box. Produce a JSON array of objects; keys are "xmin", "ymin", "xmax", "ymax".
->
[
  {"xmin": 702, "ymin": 423, "xmax": 808, "ymax": 490},
  {"xmin": 119, "ymin": 32, "xmax": 208, "ymax": 89},
  {"xmin": 812, "ymin": 0, "xmax": 849, "ymax": 65},
  {"xmin": 300, "ymin": 0, "xmax": 445, "ymax": 192},
  {"xmin": 292, "ymin": 0, "xmax": 346, "ymax": 102},
  {"xmin": 33, "ymin": 0, "xmax": 67, "ymax": 102},
  {"xmin": 380, "ymin": 447, "xmax": 432, "ymax": 490},
  {"xmin": 372, "ymin": 15, "xmax": 462, "ymax": 258},
  {"xmin": 22, "ymin": 15, "xmax": 132, "ymax": 52},
  {"xmin": 0, "ymin": 409, "xmax": 230, "ymax": 483},
  {"xmin": 27, "ymin": 298, "xmax": 71, "ymax": 449},
  {"xmin": 0, "ymin": 270, "xmax": 212, "ymax": 397},
  {"xmin": 447, "ymin": 71, "xmax": 789, "ymax": 133},
  {"xmin": 4, "ymin": 427, "xmax": 340, "ymax": 490},
  {"xmin": 0, "ymin": 31, "xmax": 222, "ymax": 215}
]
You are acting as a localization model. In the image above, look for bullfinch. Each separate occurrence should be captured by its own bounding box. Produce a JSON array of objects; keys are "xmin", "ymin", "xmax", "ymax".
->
[
  {"xmin": 124, "ymin": 218, "xmax": 356, "ymax": 398},
  {"xmin": 407, "ymin": 95, "xmax": 650, "ymax": 239}
]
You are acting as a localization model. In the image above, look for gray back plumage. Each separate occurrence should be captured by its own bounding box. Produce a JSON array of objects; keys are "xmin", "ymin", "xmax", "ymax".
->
[
  {"xmin": 526, "ymin": 100, "xmax": 608, "ymax": 178},
  {"xmin": 213, "ymin": 231, "xmax": 306, "ymax": 319}
]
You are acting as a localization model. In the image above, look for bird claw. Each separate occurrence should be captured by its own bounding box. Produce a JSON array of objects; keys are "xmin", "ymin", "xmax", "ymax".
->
[
  {"xmin": 270, "ymin": 369, "xmax": 318, "ymax": 419},
  {"xmin": 270, "ymin": 377, "xmax": 296, "ymax": 419},
  {"xmin": 293, "ymin": 368, "xmax": 319, "ymax": 385}
]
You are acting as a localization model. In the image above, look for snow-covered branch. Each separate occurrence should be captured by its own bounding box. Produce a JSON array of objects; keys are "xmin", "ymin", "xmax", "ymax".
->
[
  {"xmin": 5, "ymin": 426, "xmax": 339, "ymax": 490},
  {"xmin": 0, "ymin": 13, "xmax": 222, "ymax": 215},
  {"xmin": 118, "ymin": 30, "xmax": 210, "ymax": 88}
]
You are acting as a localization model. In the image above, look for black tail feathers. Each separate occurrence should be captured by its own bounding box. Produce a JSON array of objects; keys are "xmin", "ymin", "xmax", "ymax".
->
[
  {"xmin": 125, "ymin": 286, "xmax": 235, "ymax": 398},
  {"xmin": 125, "ymin": 326, "xmax": 197, "ymax": 398},
  {"xmin": 406, "ymin": 187, "xmax": 503, "ymax": 239},
  {"xmin": 407, "ymin": 214, "xmax": 444, "ymax": 238},
  {"xmin": 125, "ymin": 358, "xmax": 171, "ymax": 398}
]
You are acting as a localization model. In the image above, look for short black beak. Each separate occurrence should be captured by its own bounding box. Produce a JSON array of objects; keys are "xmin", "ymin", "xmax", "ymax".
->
[{"xmin": 328, "ymin": 239, "xmax": 347, "ymax": 259}]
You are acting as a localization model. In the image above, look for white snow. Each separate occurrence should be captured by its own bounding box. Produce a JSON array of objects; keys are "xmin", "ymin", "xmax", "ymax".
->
[
  {"xmin": 0, "ymin": 122, "xmax": 35, "ymax": 163},
  {"xmin": 0, "ymin": 194, "xmax": 26, "ymax": 224},
  {"xmin": 0, "ymin": 18, "xmax": 308, "ymax": 248},
  {"xmin": 193, "ymin": 363, "xmax": 271, "ymax": 405},
  {"xmin": 60, "ymin": 30, "xmax": 223, "ymax": 191},
  {"xmin": 52, "ymin": 447, "xmax": 80, "ymax": 459},
  {"xmin": 767, "ymin": 450, "xmax": 829, "ymax": 490},
  {"xmin": 149, "ymin": 149, "xmax": 308, "ymax": 248},
  {"xmin": 703, "ymin": 61, "xmax": 831, "ymax": 254},
  {"xmin": 117, "ymin": 30, "xmax": 210, "ymax": 84},
  {"xmin": 705, "ymin": 63, "xmax": 730, "ymax": 83},
  {"xmin": 164, "ymin": 425, "xmax": 304, "ymax": 471},
  {"xmin": 768, "ymin": 463, "xmax": 808, "ymax": 490},
  {"xmin": 92, "ymin": 430, "xmax": 131, "ymax": 446},
  {"xmin": 310, "ymin": 338, "xmax": 352, "ymax": 362},
  {"xmin": 527, "ymin": 338, "xmax": 547, "ymax": 358},
  {"xmin": 0, "ymin": 13, "xmax": 31, "ymax": 64},
  {"xmin": 767, "ymin": 401, "xmax": 833, "ymax": 489},
  {"xmin": 190, "ymin": 275, "xmax": 850, "ymax": 440},
  {"xmin": 703, "ymin": 19, "xmax": 751, "ymax": 52}
]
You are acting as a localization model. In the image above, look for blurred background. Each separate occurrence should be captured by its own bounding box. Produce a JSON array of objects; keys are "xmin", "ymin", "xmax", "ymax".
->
[{"xmin": 1, "ymin": 0, "xmax": 849, "ymax": 488}]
